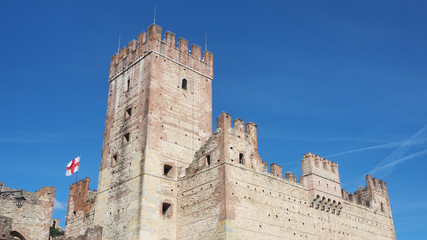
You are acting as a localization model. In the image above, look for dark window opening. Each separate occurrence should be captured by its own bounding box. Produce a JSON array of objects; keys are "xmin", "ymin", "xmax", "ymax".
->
[
  {"xmin": 112, "ymin": 154, "xmax": 118, "ymax": 167},
  {"xmin": 124, "ymin": 133, "xmax": 130, "ymax": 144},
  {"xmin": 381, "ymin": 203, "xmax": 384, "ymax": 212},
  {"xmin": 162, "ymin": 202, "xmax": 172, "ymax": 217},
  {"xmin": 125, "ymin": 107, "xmax": 132, "ymax": 118},
  {"xmin": 181, "ymin": 79, "xmax": 187, "ymax": 90},
  {"xmin": 127, "ymin": 78, "xmax": 131, "ymax": 91},
  {"xmin": 73, "ymin": 211, "xmax": 76, "ymax": 216},
  {"xmin": 163, "ymin": 164, "xmax": 173, "ymax": 177},
  {"xmin": 239, "ymin": 153, "xmax": 244, "ymax": 164},
  {"xmin": 206, "ymin": 155, "xmax": 211, "ymax": 165}
]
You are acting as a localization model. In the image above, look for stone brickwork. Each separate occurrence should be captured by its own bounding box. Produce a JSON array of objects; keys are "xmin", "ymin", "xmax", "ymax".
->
[
  {"xmin": 91, "ymin": 23, "xmax": 213, "ymax": 240},
  {"xmin": 0, "ymin": 182, "xmax": 55, "ymax": 240},
  {"xmin": 65, "ymin": 178, "xmax": 97, "ymax": 239},
  {"xmin": 178, "ymin": 113, "xmax": 396, "ymax": 240},
  {"xmin": 64, "ymin": 23, "xmax": 396, "ymax": 240}
]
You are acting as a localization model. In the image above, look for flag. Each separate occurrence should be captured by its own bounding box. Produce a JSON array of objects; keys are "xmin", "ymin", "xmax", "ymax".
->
[{"xmin": 66, "ymin": 156, "xmax": 80, "ymax": 176}]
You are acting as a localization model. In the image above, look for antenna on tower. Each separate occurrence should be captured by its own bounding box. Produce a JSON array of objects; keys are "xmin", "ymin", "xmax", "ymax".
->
[
  {"xmin": 117, "ymin": 34, "xmax": 121, "ymax": 54},
  {"xmin": 205, "ymin": 31, "xmax": 208, "ymax": 51},
  {"xmin": 153, "ymin": 4, "xmax": 157, "ymax": 24}
]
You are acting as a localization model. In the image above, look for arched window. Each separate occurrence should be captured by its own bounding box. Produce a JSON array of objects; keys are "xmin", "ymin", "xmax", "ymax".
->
[
  {"xmin": 381, "ymin": 203, "xmax": 385, "ymax": 212},
  {"xmin": 239, "ymin": 153, "xmax": 244, "ymax": 164},
  {"xmin": 181, "ymin": 79, "xmax": 187, "ymax": 90}
]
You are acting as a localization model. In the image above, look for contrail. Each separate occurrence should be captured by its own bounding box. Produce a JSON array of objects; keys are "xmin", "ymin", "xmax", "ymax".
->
[
  {"xmin": 369, "ymin": 149, "xmax": 427, "ymax": 175},
  {"xmin": 342, "ymin": 123, "xmax": 427, "ymax": 188},
  {"xmin": 326, "ymin": 138, "xmax": 427, "ymax": 158},
  {"xmin": 374, "ymin": 123, "xmax": 427, "ymax": 169},
  {"xmin": 343, "ymin": 149, "xmax": 427, "ymax": 188}
]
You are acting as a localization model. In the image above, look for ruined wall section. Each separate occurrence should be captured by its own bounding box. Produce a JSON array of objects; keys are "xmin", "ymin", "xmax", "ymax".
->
[
  {"xmin": 65, "ymin": 178, "xmax": 97, "ymax": 239},
  {"xmin": 0, "ymin": 182, "xmax": 55, "ymax": 240}
]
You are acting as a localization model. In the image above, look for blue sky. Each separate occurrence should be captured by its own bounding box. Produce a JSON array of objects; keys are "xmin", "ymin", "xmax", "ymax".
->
[{"xmin": 1, "ymin": 1, "xmax": 426, "ymax": 238}]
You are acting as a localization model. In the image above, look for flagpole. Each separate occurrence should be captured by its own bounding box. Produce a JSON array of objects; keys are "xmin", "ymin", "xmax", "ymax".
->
[{"xmin": 76, "ymin": 154, "xmax": 80, "ymax": 183}]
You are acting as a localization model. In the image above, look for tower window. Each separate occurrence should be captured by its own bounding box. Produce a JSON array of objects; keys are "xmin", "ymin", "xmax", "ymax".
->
[
  {"xmin": 162, "ymin": 202, "xmax": 172, "ymax": 217},
  {"xmin": 125, "ymin": 107, "xmax": 132, "ymax": 119},
  {"xmin": 123, "ymin": 133, "xmax": 130, "ymax": 144},
  {"xmin": 126, "ymin": 78, "xmax": 131, "ymax": 91},
  {"xmin": 111, "ymin": 154, "xmax": 118, "ymax": 167},
  {"xmin": 181, "ymin": 79, "xmax": 187, "ymax": 90},
  {"xmin": 163, "ymin": 164, "xmax": 173, "ymax": 177},
  {"xmin": 206, "ymin": 155, "xmax": 211, "ymax": 166},
  {"xmin": 381, "ymin": 203, "xmax": 385, "ymax": 212},
  {"xmin": 239, "ymin": 153, "xmax": 244, "ymax": 164}
]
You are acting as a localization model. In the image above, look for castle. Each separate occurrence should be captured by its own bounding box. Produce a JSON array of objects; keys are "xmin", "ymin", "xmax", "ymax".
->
[{"xmin": 64, "ymin": 24, "xmax": 396, "ymax": 240}]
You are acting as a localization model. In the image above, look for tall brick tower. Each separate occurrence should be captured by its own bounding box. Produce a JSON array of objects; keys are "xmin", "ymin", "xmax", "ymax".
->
[{"xmin": 93, "ymin": 24, "xmax": 213, "ymax": 239}]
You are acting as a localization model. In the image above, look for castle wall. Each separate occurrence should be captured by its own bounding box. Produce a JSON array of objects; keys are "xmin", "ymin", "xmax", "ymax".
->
[
  {"xmin": 65, "ymin": 178, "xmax": 97, "ymax": 239},
  {"xmin": 0, "ymin": 182, "xmax": 55, "ymax": 240},
  {"xmin": 222, "ymin": 163, "xmax": 395, "ymax": 240},
  {"xmin": 177, "ymin": 113, "xmax": 396, "ymax": 240},
  {"xmin": 64, "ymin": 23, "xmax": 396, "ymax": 240}
]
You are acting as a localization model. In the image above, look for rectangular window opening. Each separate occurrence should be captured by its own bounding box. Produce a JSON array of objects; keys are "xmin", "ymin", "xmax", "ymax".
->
[
  {"xmin": 112, "ymin": 154, "xmax": 118, "ymax": 167},
  {"xmin": 206, "ymin": 155, "xmax": 211, "ymax": 166},
  {"xmin": 162, "ymin": 202, "xmax": 172, "ymax": 217},
  {"xmin": 163, "ymin": 164, "xmax": 173, "ymax": 177},
  {"xmin": 124, "ymin": 133, "xmax": 130, "ymax": 144},
  {"xmin": 125, "ymin": 107, "xmax": 132, "ymax": 119}
]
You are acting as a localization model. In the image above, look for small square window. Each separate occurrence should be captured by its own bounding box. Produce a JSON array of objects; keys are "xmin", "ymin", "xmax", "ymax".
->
[
  {"xmin": 125, "ymin": 107, "xmax": 132, "ymax": 119},
  {"xmin": 162, "ymin": 202, "xmax": 172, "ymax": 217},
  {"xmin": 112, "ymin": 154, "xmax": 118, "ymax": 167},
  {"xmin": 163, "ymin": 164, "xmax": 173, "ymax": 177},
  {"xmin": 124, "ymin": 133, "xmax": 130, "ymax": 144}
]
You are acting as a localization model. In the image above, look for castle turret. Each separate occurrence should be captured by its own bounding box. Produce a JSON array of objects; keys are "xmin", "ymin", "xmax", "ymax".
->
[{"xmin": 300, "ymin": 152, "xmax": 342, "ymax": 212}]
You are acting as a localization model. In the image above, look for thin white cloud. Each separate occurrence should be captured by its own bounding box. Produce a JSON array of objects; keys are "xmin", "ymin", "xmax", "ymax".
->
[
  {"xmin": 326, "ymin": 138, "xmax": 427, "ymax": 158},
  {"xmin": 54, "ymin": 199, "xmax": 66, "ymax": 210},
  {"xmin": 373, "ymin": 123, "xmax": 427, "ymax": 171},
  {"xmin": 343, "ymin": 123, "xmax": 427, "ymax": 188},
  {"xmin": 260, "ymin": 134, "xmax": 386, "ymax": 143},
  {"xmin": 369, "ymin": 149, "xmax": 427, "ymax": 175}
]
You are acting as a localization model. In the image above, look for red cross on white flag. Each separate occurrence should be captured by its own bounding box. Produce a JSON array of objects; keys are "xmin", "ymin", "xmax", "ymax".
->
[{"xmin": 66, "ymin": 156, "xmax": 80, "ymax": 176}]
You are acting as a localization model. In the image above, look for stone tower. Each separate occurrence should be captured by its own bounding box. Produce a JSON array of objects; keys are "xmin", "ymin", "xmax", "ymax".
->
[{"xmin": 93, "ymin": 24, "xmax": 213, "ymax": 240}]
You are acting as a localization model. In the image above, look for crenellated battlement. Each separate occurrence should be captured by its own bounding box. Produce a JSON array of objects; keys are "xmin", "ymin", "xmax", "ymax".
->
[
  {"xmin": 302, "ymin": 152, "xmax": 340, "ymax": 182},
  {"xmin": 342, "ymin": 175, "xmax": 392, "ymax": 215},
  {"xmin": 108, "ymin": 24, "xmax": 213, "ymax": 81}
]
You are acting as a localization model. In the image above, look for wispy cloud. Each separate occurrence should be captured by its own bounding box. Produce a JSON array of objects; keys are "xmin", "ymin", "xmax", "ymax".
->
[
  {"xmin": 374, "ymin": 123, "xmax": 427, "ymax": 169},
  {"xmin": 0, "ymin": 131, "xmax": 96, "ymax": 144},
  {"xmin": 326, "ymin": 138, "xmax": 427, "ymax": 158},
  {"xmin": 369, "ymin": 149, "xmax": 427, "ymax": 175},
  {"xmin": 259, "ymin": 134, "xmax": 386, "ymax": 143},
  {"xmin": 0, "ymin": 132, "xmax": 67, "ymax": 143},
  {"xmin": 344, "ymin": 123, "xmax": 427, "ymax": 187},
  {"xmin": 54, "ymin": 199, "xmax": 66, "ymax": 210}
]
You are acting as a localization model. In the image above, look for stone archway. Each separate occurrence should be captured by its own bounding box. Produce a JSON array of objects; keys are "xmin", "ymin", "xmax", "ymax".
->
[{"xmin": 10, "ymin": 231, "xmax": 26, "ymax": 240}]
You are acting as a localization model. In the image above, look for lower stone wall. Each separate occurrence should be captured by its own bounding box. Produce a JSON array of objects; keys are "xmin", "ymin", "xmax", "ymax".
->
[
  {"xmin": 0, "ymin": 182, "xmax": 55, "ymax": 240},
  {"xmin": 223, "ymin": 163, "xmax": 395, "ymax": 240},
  {"xmin": 177, "ymin": 164, "xmax": 227, "ymax": 240}
]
